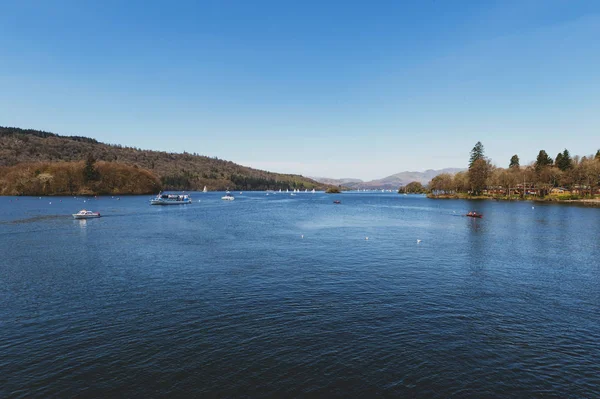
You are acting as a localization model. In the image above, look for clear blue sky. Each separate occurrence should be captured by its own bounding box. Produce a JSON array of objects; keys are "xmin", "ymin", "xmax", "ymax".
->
[{"xmin": 1, "ymin": 0, "xmax": 599, "ymax": 180}]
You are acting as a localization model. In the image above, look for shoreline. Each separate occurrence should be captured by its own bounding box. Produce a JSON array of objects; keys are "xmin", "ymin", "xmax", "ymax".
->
[{"xmin": 427, "ymin": 194, "xmax": 600, "ymax": 207}]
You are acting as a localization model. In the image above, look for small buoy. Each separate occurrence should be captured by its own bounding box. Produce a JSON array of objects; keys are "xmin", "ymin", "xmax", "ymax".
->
[
  {"xmin": 49, "ymin": 202, "xmax": 52, "ymax": 204},
  {"xmin": 365, "ymin": 237, "xmax": 369, "ymax": 240},
  {"xmin": 83, "ymin": 200, "xmax": 86, "ymax": 203},
  {"xmin": 39, "ymin": 197, "xmax": 41, "ymax": 199},
  {"xmin": 417, "ymin": 239, "xmax": 422, "ymax": 244},
  {"xmin": 532, "ymin": 206, "xmax": 534, "ymax": 209},
  {"xmin": 301, "ymin": 234, "xmax": 304, "ymax": 239},
  {"xmin": 198, "ymin": 200, "xmax": 201, "ymax": 202}
]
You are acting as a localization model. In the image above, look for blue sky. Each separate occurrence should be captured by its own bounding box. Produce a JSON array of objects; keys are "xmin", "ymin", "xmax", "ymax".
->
[{"xmin": 1, "ymin": 0, "xmax": 599, "ymax": 180}]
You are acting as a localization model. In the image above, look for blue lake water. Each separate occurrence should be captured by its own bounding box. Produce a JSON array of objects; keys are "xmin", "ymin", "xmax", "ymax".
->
[{"xmin": 1, "ymin": 192, "xmax": 599, "ymax": 397}]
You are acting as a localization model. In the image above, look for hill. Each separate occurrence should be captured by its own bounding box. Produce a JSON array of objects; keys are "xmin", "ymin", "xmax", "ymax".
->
[
  {"xmin": 0, "ymin": 160, "xmax": 161, "ymax": 196},
  {"xmin": 0, "ymin": 126, "xmax": 330, "ymax": 193}
]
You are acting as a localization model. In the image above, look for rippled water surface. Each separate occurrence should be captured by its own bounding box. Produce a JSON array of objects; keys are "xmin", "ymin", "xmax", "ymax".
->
[{"xmin": 1, "ymin": 193, "xmax": 599, "ymax": 397}]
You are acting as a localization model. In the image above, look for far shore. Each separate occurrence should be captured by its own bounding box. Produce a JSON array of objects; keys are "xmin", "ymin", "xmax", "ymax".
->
[{"xmin": 427, "ymin": 194, "xmax": 600, "ymax": 207}]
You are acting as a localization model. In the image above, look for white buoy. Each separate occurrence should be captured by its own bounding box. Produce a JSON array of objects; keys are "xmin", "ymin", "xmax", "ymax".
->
[
  {"xmin": 49, "ymin": 202, "xmax": 52, "ymax": 204},
  {"xmin": 301, "ymin": 234, "xmax": 304, "ymax": 239},
  {"xmin": 365, "ymin": 237, "xmax": 369, "ymax": 240},
  {"xmin": 532, "ymin": 206, "xmax": 535, "ymax": 209},
  {"xmin": 417, "ymin": 239, "xmax": 422, "ymax": 244}
]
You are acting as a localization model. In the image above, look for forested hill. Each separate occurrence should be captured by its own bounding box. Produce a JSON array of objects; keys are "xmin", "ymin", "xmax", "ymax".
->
[{"xmin": 0, "ymin": 126, "xmax": 329, "ymax": 192}]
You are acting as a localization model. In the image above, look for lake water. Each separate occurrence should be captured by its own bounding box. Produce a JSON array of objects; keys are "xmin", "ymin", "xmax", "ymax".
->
[{"xmin": 1, "ymin": 192, "xmax": 599, "ymax": 397}]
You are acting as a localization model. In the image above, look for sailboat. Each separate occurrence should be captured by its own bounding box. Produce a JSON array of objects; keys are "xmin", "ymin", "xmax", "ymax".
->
[{"xmin": 203, "ymin": 186, "xmax": 207, "ymax": 193}]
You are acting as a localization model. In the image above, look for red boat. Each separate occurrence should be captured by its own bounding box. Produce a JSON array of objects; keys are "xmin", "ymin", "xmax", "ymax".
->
[
  {"xmin": 333, "ymin": 200, "xmax": 341, "ymax": 204},
  {"xmin": 466, "ymin": 212, "xmax": 482, "ymax": 218}
]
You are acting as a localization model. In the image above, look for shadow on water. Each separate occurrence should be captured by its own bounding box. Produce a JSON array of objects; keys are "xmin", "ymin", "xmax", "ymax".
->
[{"xmin": 2, "ymin": 215, "xmax": 66, "ymax": 224}]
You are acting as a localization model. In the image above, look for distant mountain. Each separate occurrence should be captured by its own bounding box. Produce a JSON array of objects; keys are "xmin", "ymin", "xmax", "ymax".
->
[
  {"xmin": 365, "ymin": 168, "xmax": 465, "ymax": 189},
  {"xmin": 309, "ymin": 177, "xmax": 364, "ymax": 186},
  {"xmin": 312, "ymin": 168, "xmax": 465, "ymax": 190}
]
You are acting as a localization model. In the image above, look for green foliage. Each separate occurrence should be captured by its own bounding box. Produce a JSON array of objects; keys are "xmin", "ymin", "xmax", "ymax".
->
[
  {"xmin": 83, "ymin": 153, "xmax": 99, "ymax": 182},
  {"xmin": 535, "ymin": 150, "xmax": 553, "ymax": 171},
  {"xmin": 556, "ymin": 149, "xmax": 572, "ymax": 171},
  {"xmin": 556, "ymin": 194, "xmax": 582, "ymax": 200},
  {"xmin": 595, "ymin": 150, "xmax": 600, "ymax": 160},
  {"xmin": 469, "ymin": 141, "xmax": 485, "ymax": 168},
  {"xmin": 509, "ymin": 154, "xmax": 520, "ymax": 169},
  {"xmin": 325, "ymin": 187, "xmax": 341, "ymax": 194}
]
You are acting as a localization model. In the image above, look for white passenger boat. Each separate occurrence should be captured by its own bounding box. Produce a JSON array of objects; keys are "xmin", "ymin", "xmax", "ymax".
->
[
  {"xmin": 150, "ymin": 192, "xmax": 192, "ymax": 205},
  {"xmin": 221, "ymin": 193, "xmax": 235, "ymax": 201},
  {"xmin": 72, "ymin": 209, "xmax": 101, "ymax": 219}
]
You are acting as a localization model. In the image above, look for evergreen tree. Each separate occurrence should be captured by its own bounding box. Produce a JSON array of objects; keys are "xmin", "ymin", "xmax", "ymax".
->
[
  {"xmin": 555, "ymin": 152, "xmax": 564, "ymax": 169},
  {"xmin": 596, "ymin": 150, "xmax": 600, "ymax": 160},
  {"xmin": 535, "ymin": 150, "xmax": 553, "ymax": 171},
  {"xmin": 83, "ymin": 153, "xmax": 99, "ymax": 182},
  {"xmin": 469, "ymin": 142, "xmax": 485, "ymax": 168},
  {"xmin": 556, "ymin": 149, "xmax": 572, "ymax": 171},
  {"xmin": 509, "ymin": 154, "xmax": 520, "ymax": 169}
]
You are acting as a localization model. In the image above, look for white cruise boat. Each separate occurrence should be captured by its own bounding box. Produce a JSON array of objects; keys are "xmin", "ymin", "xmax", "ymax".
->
[
  {"xmin": 150, "ymin": 192, "xmax": 192, "ymax": 205},
  {"xmin": 72, "ymin": 209, "xmax": 101, "ymax": 219},
  {"xmin": 221, "ymin": 193, "xmax": 235, "ymax": 201}
]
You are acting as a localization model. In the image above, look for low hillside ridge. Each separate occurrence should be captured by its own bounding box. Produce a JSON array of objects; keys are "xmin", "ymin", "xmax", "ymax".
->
[{"xmin": 0, "ymin": 126, "xmax": 331, "ymax": 192}]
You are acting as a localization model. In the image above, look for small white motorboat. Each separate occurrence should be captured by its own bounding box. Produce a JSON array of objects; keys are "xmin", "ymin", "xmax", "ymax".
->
[
  {"xmin": 72, "ymin": 209, "xmax": 101, "ymax": 219},
  {"xmin": 221, "ymin": 193, "xmax": 235, "ymax": 201}
]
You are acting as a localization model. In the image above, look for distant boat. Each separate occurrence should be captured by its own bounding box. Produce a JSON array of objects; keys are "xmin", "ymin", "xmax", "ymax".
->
[
  {"xmin": 466, "ymin": 212, "xmax": 483, "ymax": 218},
  {"xmin": 279, "ymin": 189, "xmax": 282, "ymax": 193},
  {"xmin": 72, "ymin": 209, "xmax": 101, "ymax": 219},
  {"xmin": 222, "ymin": 193, "xmax": 235, "ymax": 201},
  {"xmin": 311, "ymin": 189, "xmax": 315, "ymax": 194},
  {"xmin": 151, "ymin": 192, "xmax": 192, "ymax": 205},
  {"xmin": 333, "ymin": 200, "xmax": 341, "ymax": 204},
  {"xmin": 203, "ymin": 186, "xmax": 207, "ymax": 193}
]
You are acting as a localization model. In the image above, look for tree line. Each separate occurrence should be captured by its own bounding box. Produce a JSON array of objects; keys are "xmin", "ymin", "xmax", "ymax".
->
[
  {"xmin": 0, "ymin": 157, "xmax": 161, "ymax": 196},
  {"xmin": 427, "ymin": 142, "xmax": 600, "ymax": 199}
]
